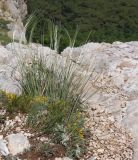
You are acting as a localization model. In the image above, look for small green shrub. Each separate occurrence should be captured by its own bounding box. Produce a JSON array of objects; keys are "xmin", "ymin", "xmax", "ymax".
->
[
  {"xmin": 0, "ymin": 90, "xmax": 48, "ymax": 113},
  {"xmin": 0, "ymin": 90, "xmax": 17, "ymax": 111},
  {"xmin": 27, "ymin": 99, "xmax": 86, "ymax": 158}
]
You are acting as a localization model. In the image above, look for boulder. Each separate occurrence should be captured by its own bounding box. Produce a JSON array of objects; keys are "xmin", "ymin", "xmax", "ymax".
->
[{"xmin": 6, "ymin": 133, "xmax": 30, "ymax": 156}]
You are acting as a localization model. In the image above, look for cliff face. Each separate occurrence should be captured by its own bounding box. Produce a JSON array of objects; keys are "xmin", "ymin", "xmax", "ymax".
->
[
  {"xmin": 3, "ymin": 0, "xmax": 27, "ymax": 21},
  {"xmin": 0, "ymin": 0, "xmax": 27, "ymax": 21},
  {"xmin": 0, "ymin": 0, "xmax": 27, "ymax": 43}
]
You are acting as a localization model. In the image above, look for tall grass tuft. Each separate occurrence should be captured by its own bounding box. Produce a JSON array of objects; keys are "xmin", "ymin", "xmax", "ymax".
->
[
  {"xmin": 15, "ymin": 52, "xmax": 98, "ymax": 158},
  {"xmin": 8, "ymin": 16, "xmax": 99, "ymax": 158},
  {"xmin": 18, "ymin": 53, "xmax": 94, "ymax": 107}
]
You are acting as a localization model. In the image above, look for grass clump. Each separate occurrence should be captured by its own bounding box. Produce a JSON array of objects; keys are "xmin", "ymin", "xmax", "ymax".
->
[
  {"xmin": 19, "ymin": 55, "xmax": 89, "ymax": 158},
  {"xmin": 16, "ymin": 53, "xmax": 93, "ymax": 158}
]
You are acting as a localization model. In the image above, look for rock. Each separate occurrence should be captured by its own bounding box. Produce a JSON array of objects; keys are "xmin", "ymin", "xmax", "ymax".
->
[
  {"xmin": 7, "ymin": 19, "xmax": 26, "ymax": 42},
  {"xmin": 4, "ymin": 0, "xmax": 27, "ymax": 20},
  {"xmin": 5, "ymin": 155, "xmax": 21, "ymax": 160},
  {"xmin": 0, "ymin": 46, "xmax": 13, "ymax": 64},
  {"xmin": 97, "ymin": 148, "xmax": 104, "ymax": 153},
  {"xmin": 0, "ymin": 42, "xmax": 56, "ymax": 94},
  {"xmin": 62, "ymin": 158, "xmax": 72, "ymax": 160},
  {"xmin": 87, "ymin": 157, "xmax": 96, "ymax": 160},
  {"xmin": 0, "ymin": 139, "xmax": 9, "ymax": 156},
  {"xmin": 6, "ymin": 133, "xmax": 30, "ymax": 155},
  {"xmin": 55, "ymin": 158, "xmax": 72, "ymax": 160}
]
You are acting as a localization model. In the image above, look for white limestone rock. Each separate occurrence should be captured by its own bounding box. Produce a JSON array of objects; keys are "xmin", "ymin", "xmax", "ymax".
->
[
  {"xmin": 0, "ymin": 46, "xmax": 13, "ymax": 65},
  {"xmin": 6, "ymin": 133, "xmax": 30, "ymax": 156},
  {"xmin": 0, "ymin": 139, "xmax": 9, "ymax": 156}
]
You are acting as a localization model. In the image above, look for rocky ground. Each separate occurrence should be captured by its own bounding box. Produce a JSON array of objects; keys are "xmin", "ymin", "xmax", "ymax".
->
[
  {"xmin": 0, "ymin": 41, "xmax": 138, "ymax": 159},
  {"xmin": 62, "ymin": 41, "xmax": 138, "ymax": 159},
  {"xmin": 0, "ymin": 103, "xmax": 134, "ymax": 160}
]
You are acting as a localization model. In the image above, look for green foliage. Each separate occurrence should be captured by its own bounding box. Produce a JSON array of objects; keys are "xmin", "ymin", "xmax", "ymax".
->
[
  {"xmin": 0, "ymin": 90, "xmax": 17, "ymax": 112},
  {"xmin": 18, "ymin": 55, "xmax": 90, "ymax": 104},
  {"xmin": 26, "ymin": 0, "xmax": 138, "ymax": 50},
  {"xmin": 0, "ymin": 90, "xmax": 47, "ymax": 113},
  {"xmin": 37, "ymin": 142, "xmax": 57, "ymax": 158},
  {"xmin": 27, "ymin": 103, "xmax": 47, "ymax": 128},
  {"xmin": 27, "ymin": 100, "xmax": 86, "ymax": 158}
]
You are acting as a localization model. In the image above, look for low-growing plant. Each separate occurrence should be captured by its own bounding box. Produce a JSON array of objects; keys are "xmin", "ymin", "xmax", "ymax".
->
[
  {"xmin": 38, "ymin": 142, "xmax": 54, "ymax": 158},
  {"xmin": 28, "ymin": 100, "xmax": 86, "ymax": 158},
  {"xmin": 0, "ymin": 90, "xmax": 18, "ymax": 111},
  {"xmin": 0, "ymin": 90, "xmax": 48, "ymax": 113}
]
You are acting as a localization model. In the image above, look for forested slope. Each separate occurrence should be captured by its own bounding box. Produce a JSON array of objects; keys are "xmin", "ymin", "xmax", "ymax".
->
[{"xmin": 27, "ymin": 0, "xmax": 138, "ymax": 48}]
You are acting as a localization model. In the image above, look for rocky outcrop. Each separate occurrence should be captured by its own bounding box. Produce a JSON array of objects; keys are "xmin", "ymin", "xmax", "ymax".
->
[
  {"xmin": 3, "ymin": 0, "xmax": 27, "ymax": 21},
  {"xmin": 0, "ymin": 42, "xmax": 56, "ymax": 95},
  {"xmin": 0, "ymin": 41, "xmax": 138, "ymax": 159},
  {"xmin": 62, "ymin": 41, "xmax": 138, "ymax": 159}
]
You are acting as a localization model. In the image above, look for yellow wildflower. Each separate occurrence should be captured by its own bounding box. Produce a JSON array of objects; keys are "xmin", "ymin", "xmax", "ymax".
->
[
  {"xmin": 5, "ymin": 91, "xmax": 17, "ymax": 102},
  {"xmin": 77, "ymin": 112, "xmax": 81, "ymax": 118},
  {"xmin": 32, "ymin": 96, "xmax": 47, "ymax": 104},
  {"xmin": 78, "ymin": 129, "xmax": 84, "ymax": 139}
]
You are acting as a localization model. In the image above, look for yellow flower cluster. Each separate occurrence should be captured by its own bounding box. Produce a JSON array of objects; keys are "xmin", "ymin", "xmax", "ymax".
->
[
  {"xmin": 67, "ymin": 122, "xmax": 84, "ymax": 140},
  {"xmin": 4, "ymin": 91, "xmax": 17, "ymax": 102},
  {"xmin": 78, "ymin": 128, "xmax": 84, "ymax": 139},
  {"xmin": 32, "ymin": 96, "xmax": 47, "ymax": 104},
  {"xmin": 77, "ymin": 112, "xmax": 81, "ymax": 118}
]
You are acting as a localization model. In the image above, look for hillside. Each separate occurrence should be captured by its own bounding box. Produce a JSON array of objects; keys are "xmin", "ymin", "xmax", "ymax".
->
[{"xmin": 27, "ymin": 0, "xmax": 138, "ymax": 47}]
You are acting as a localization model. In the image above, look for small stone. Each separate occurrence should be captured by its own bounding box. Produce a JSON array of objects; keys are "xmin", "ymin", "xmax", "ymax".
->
[
  {"xmin": 55, "ymin": 158, "xmax": 73, "ymax": 160},
  {"xmin": 15, "ymin": 116, "xmax": 21, "ymax": 123},
  {"xmin": 0, "ymin": 139, "xmax": 9, "ymax": 156},
  {"xmin": 87, "ymin": 157, "xmax": 96, "ymax": 160},
  {"xmin": 0, "ymin": 135, "xmax": 3, "ymax": 140},
  {"xmin": 63, "ymin": 157, "xmax": 73, "ymax": 160},
  {"xmin": 15, "ymin": 127, "xmax": 21, "ymax": 132},
  {"xmin": 108, "ymin": 116, "xmax": 115, "ymax": 122},
  {"xmin": 97, "ymin": 149, "xmax": 104, "ymax": 153}
]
